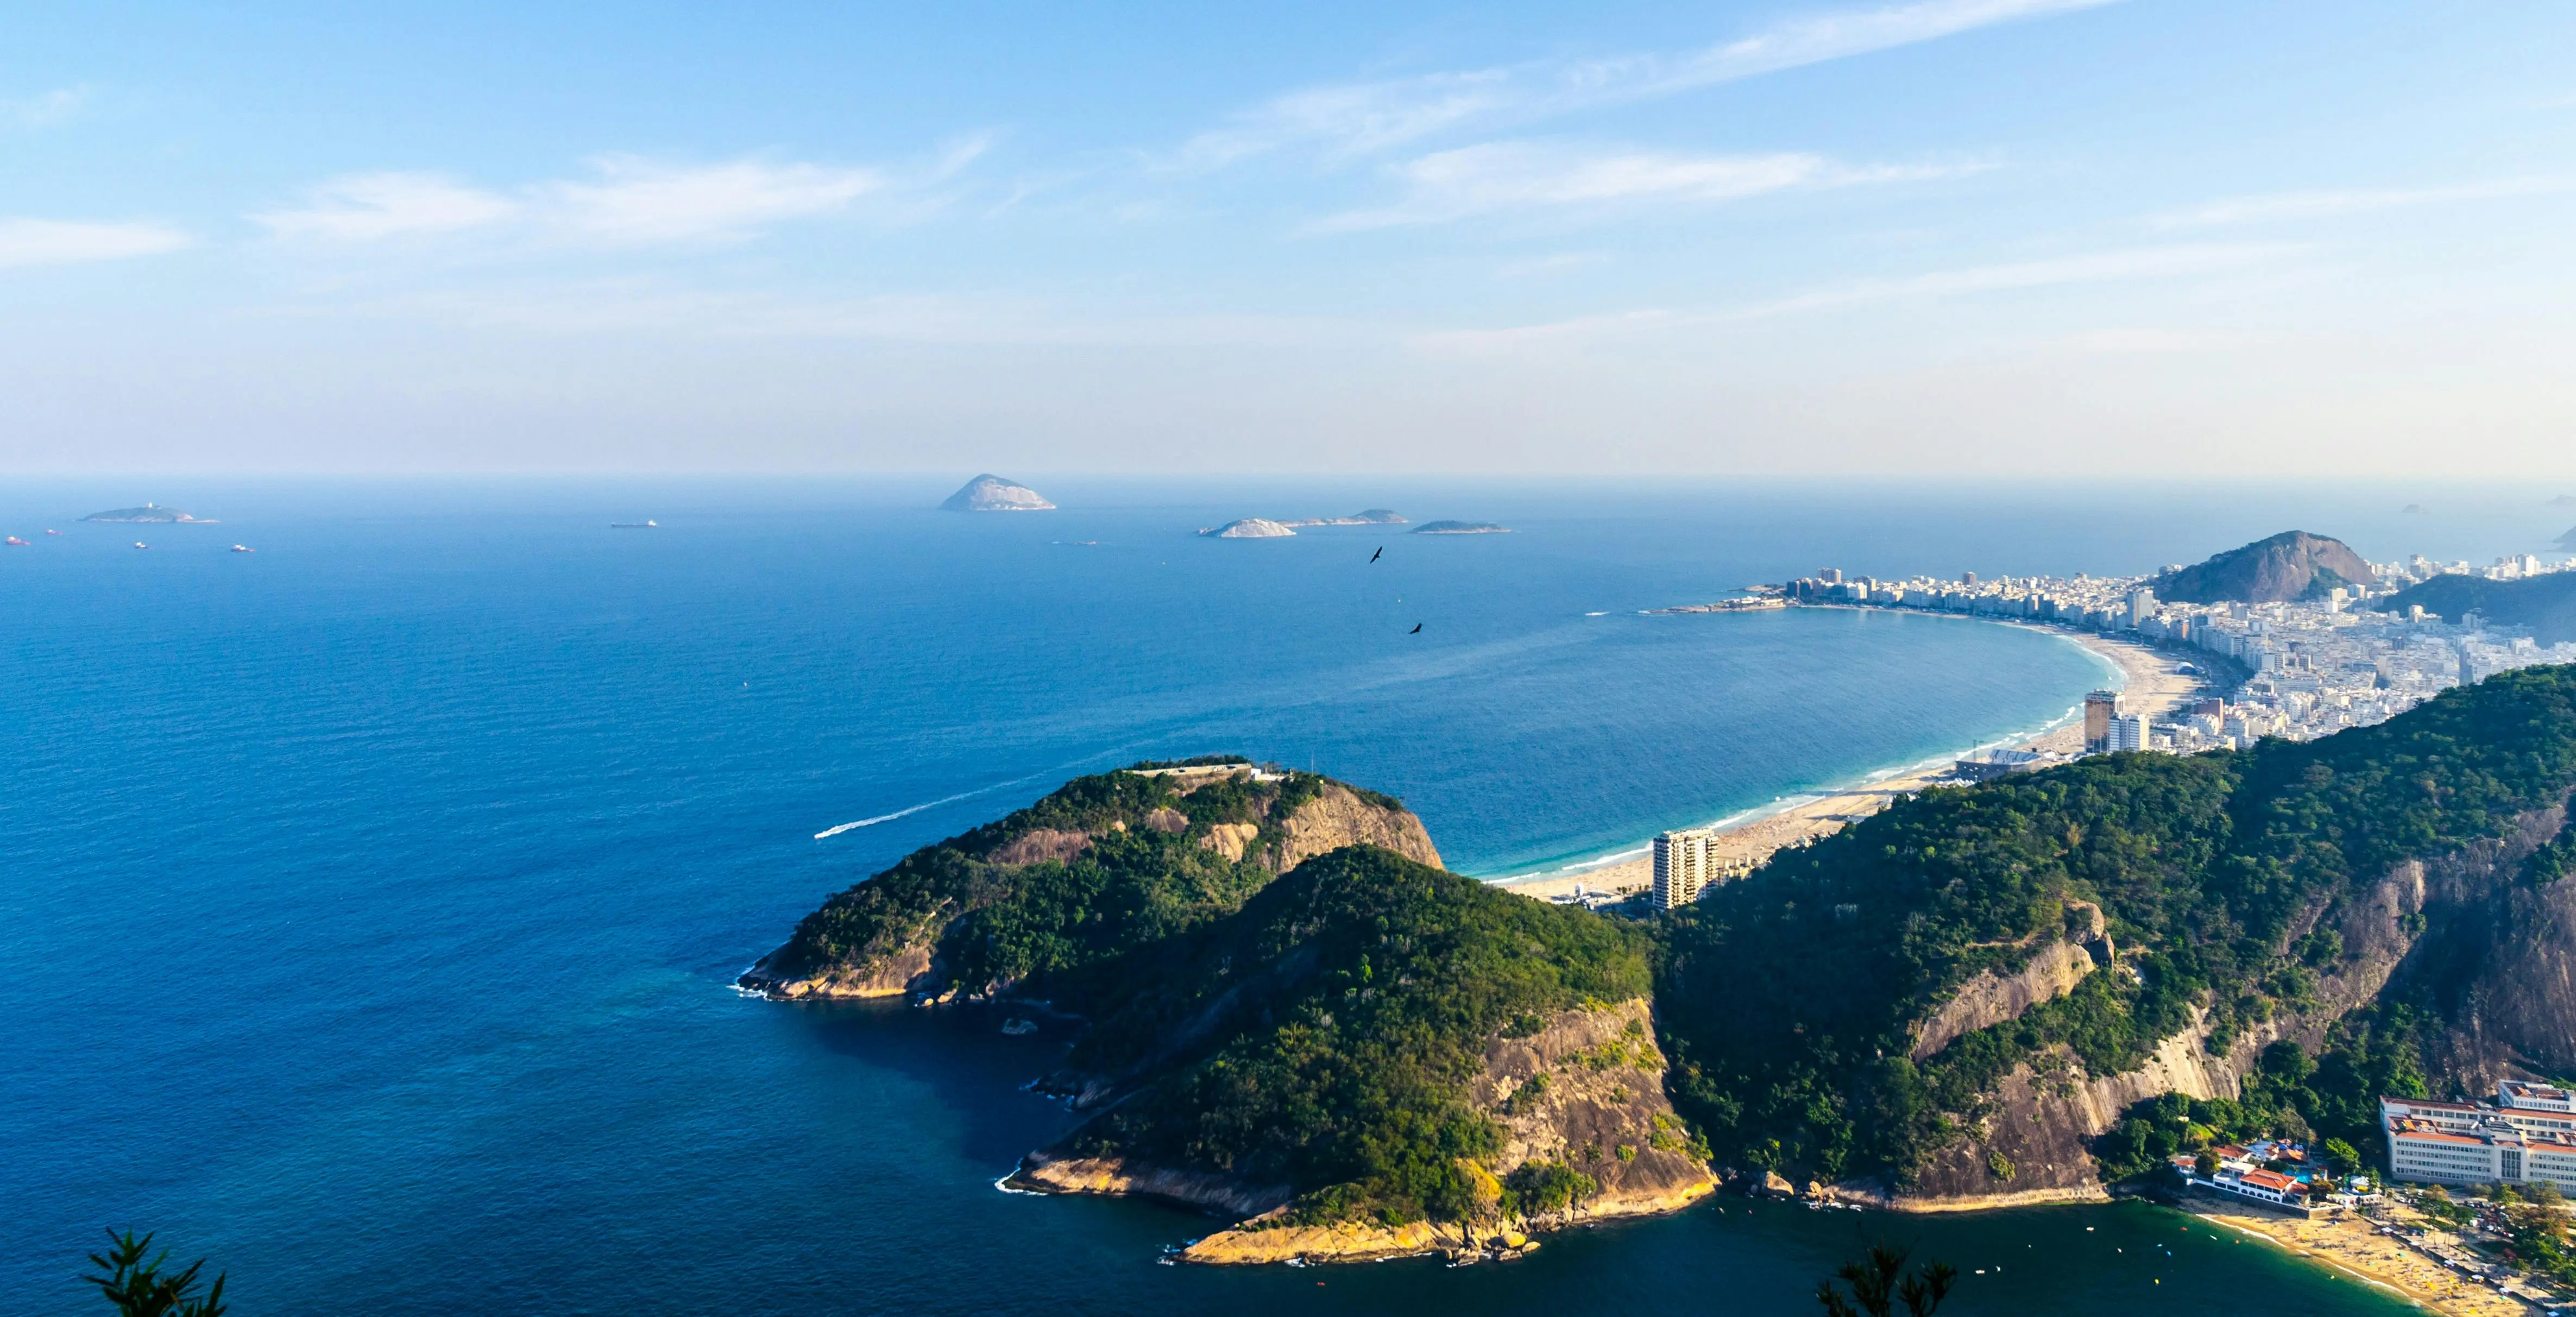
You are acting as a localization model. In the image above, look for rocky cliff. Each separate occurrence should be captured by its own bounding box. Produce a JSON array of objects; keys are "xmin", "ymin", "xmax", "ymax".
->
[
  {"xmin": 1118, "ymin": 998, "xmax": 1712, "ymax": 1264},
  {"xmin": 1881, "ymin": 798, "xmax": 2574, "ymax": 1208}
]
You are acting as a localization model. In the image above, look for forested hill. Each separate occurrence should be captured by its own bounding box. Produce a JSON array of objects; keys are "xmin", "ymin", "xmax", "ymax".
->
[
  {"xmin": 1656, "ymin": 665, "xmax": 2576, "ymax": 1198},
  {"xmin": 739, "ymin": 760, "xmax": 1439, "ymax": 1003}
]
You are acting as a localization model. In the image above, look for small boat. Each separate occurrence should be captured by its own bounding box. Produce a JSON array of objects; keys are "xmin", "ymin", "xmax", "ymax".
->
[
  {"xmin": 4, "ymin": 536, "xmax": 26, "ymax": 546},
  {"xmin": 231, "ymin": 544, "xmax": 254, "ymax": 553},
  {"xmin": 610, "ymin": 520, "xmax": 659, "ymax": 529},
  {"xmin": 133, "ymin": 541, "xmax": 149, "ymax": 550},
  {"xmin": 45, "ymin": 528, "xmax": 60, "ymax": 535}
]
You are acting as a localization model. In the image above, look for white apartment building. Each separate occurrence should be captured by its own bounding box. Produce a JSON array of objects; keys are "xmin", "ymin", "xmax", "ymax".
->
[
  {"xmin": 2383, "ymin": 1086, "xmax": 2576, "ymax": 1192},
  {"xmin": 1653, "ymin": 829, "xmax": 1718, "ymax": 909}
]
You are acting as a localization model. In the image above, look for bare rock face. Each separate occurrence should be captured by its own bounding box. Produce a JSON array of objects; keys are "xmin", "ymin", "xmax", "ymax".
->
[
  {"xmin": 1275, "ymin": 782, "xmax": 1442, "ymax": 872},
  {"xmin": 985, "ymin": 828, "xmax": 1092, "ymax": 866},
  {"xmin": 1887, "ymin": 801, "xmax": 2575, "ymax": 1208},
  {"xmin": 1169, "ymin": 998, "xmax": 1713, "ymax": 1265},
  {"xmin": 1911, "ymin": 941, "xmax": 2098, "ymax": 1062},
  {"xmin": 1200, "ymin": 822, "xmax": 1259, "ymax": 862},
  {"xmin": 1470, "ymin": 999, "xmax": 1716, "ymax": 1221}
]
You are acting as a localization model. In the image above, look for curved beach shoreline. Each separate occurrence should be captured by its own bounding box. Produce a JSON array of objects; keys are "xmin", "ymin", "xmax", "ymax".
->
[{"xmin": 1492, "ymin": 617, "xmax": 2212, "ymax": 903}]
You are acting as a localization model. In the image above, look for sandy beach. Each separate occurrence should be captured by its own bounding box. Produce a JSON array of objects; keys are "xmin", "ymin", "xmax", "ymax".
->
[
  {"xmin": 2177, "ymin": 1200, "xmax": 2553, "ymax": 1316},
  {"xmin": 1496, "ymin": 617, "xmax": 2216, "ymax": 904}
]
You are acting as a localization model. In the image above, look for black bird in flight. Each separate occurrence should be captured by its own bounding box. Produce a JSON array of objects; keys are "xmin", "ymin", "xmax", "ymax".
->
[
  {"xmin": 1369, "ymin": 546, "xmax": 1382, "ymax": 563},
  {"xmin": 1409, "ymin": 622, "xmax": 1422, "ymax": 634}
]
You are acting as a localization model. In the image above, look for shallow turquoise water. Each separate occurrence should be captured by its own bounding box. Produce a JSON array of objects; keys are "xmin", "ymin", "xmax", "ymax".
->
[{"xmin": 4, "ymin": 478, "xmax": 2518, "ymax": 1314}]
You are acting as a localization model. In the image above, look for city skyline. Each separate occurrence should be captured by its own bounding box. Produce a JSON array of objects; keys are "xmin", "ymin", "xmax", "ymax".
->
[{"xmin": 5, "ymin": 1, "xmax": 2575, "ymax": 475}]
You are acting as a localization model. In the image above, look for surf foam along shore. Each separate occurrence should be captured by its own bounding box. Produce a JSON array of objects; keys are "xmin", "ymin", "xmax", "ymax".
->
[{"xmin": 1491, "ymin": 617, "xmax": 2194, "ymax": 904}]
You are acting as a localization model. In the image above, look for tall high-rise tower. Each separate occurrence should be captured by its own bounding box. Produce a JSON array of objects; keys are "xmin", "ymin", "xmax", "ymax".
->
[
  {"xmin": 2084, "ymin": 690, "xmax": 2121, "ymax": 753},
  {"xmin": 1653, "ymin": 829, "xmax": 1717, "ymax": 909}
]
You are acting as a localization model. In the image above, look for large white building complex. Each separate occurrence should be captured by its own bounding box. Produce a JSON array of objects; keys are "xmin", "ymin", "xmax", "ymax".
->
[{"xmin": 2383, "ymin": 1083, "xmax": 2576, "ymax": 1192}]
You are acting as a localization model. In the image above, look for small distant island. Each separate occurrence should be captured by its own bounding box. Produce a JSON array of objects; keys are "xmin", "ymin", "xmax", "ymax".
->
[
  {"xmin": 1200, "ymin": 518, "xmax": 1296, "ymax": 539},
  {"xmin": 1197, "ymin": 509, "xmax": 1407, "ymax": 538},
  {"xmin": 1284, "ymin": 509, "xmax": 1406, "ymax": 527},
  {"xmin": 1413, "ymin": 520, "xmax": 1510, "ymax": 535},
  {"xmin": 81, "ymin": 503, "xmax": 215, "ymax": 524},
  {"xmin": 940, "ymin": 474, "xmax": 1055, "ymax": 512}
]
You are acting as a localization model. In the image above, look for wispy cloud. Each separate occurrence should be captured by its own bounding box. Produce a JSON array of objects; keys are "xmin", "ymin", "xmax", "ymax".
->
[
  {"xmin": 0, "ymin": 217, "xmax": 193, "ymax": 269},
  {"xmin": 2152, "ymin": 177, "xmax": 2575, "ymax": 227},
  {"xmin": 255, "ymin": 156, "xmax": 890, "ymax": 247},
  {"xmin": 5, "ymin": 85, "xmax": 93, "ymax": 129},
  {"xmin": 253, "ymin": 173, "xmax": 520, "ymax": 241},
  {"xmin": 1314, "ymin": 140, "xmax": 1981, "ymax": 230},
  {"xmin": 537, "ymin": 157, "xmax": 881, "ymax": 244},
  {"xmin": 1417, "ymin": 243, "xmax": 2288, "ymax": 352},
  {"xmin": 1175, "ymin": 0, "xmax": 2121, "ymax": 165}
]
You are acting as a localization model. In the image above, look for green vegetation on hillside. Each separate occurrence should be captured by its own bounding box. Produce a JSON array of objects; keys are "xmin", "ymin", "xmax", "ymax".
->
[
  {"xmin": 754, "ymin": 767, "xmax": 1362, "ymax": 996},
  {"xmin": 1051, "ymin": 846, "xmax": 1652, "ymax": 1227},
  {"xmin": 1657, "ymin": 666, "xmax": 2576, "ymax": 1188}
]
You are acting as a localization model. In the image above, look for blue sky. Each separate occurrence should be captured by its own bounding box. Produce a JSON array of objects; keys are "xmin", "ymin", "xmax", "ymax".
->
[{"xmin": 5, "ymin": 1, "xmax": 2574, "ymax": 475}]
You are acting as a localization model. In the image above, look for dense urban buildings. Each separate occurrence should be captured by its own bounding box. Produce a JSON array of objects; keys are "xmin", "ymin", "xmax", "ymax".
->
[{"xmin": 1788, "ymin": 551, "xmax": 2576, "ymax": 753}]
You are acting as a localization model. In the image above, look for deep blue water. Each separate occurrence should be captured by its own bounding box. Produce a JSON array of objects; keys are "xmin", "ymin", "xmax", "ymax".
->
[{"xmin": 8, "ymin": 477, "xmax": 2559, "ymax": 1315}]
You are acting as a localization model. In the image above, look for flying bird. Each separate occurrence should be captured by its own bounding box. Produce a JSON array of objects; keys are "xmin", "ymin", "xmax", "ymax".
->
[
  {"xmin": 1409, "ymin": 622, "xmax": 1421, "ymax": 634},
  {"xmin": 1369, "ymin": 546, "xmax": 1382, "ymax": 563}
]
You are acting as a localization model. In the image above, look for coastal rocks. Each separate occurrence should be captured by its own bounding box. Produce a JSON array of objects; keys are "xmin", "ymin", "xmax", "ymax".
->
[
  {"xmin": 1413, "ymin": 521, "xmax": 1509, "ymax": 535},
  {"xmin": 748, "ymin": 942, "xmax": 937, "ymax": 1000},
  {"xmin": 1009, "ymin": 1152, "xmax": 1291, "ymax": 1218},
  {"xmin": 1177, "ymin": 1215, "xmax": 1447, "ymax": 1265},
  {"xmin": 1201, "ymin": 519, "xmax": 1296, "ymax": 538},
  {"xmin": 939, "ymin": 474, "xmax": 1055, "ymax": 512},
  {"xmin": 1171, "ymin": 998, "xmax": 1714, "ymax": 1266}
]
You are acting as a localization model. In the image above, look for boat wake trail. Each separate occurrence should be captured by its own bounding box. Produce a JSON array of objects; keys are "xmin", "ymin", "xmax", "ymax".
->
[{"xmin": 814, "ymin": 790, "xmax": 986, "ymax": 839}]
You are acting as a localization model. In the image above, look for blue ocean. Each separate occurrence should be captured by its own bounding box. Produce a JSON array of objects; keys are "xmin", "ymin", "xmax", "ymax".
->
[{"xmin": 7, "ymin": 477, "xmax": 2560, "ymax": 1315}]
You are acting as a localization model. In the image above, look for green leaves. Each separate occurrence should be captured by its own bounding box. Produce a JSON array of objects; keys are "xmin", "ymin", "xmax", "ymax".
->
[{"xmin": 83, "ymin": 1231, "xmax": 227, "ymax": 1317}]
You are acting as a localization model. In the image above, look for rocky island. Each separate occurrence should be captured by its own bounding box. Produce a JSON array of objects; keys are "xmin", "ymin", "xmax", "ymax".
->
[
  {"xmin": 1199, "ymin": 518, "xmax": 1296, "ymax": 539},
  {"xmin": 940, "ymin": 474, "xmax": 1055, "ymax": 512},
  {"xmin": 747, "ymin": 668, "xmax": 2576, "ymax": 1264},
  {"xmin": 1413, "ymin": 520, "xmax": 1510, "ymax": 535},
  {"xmin": 80, "ymin": 503, "xmax": 215, "ymax": 524}
]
